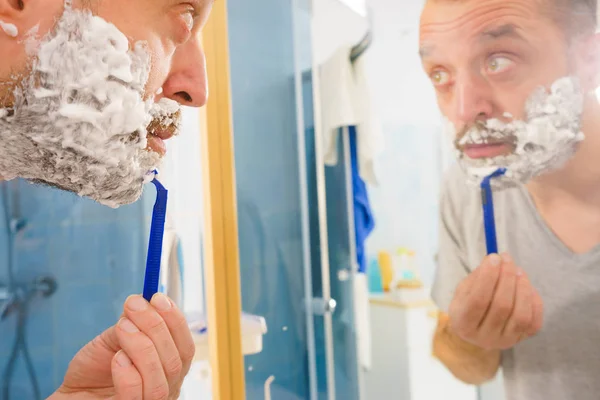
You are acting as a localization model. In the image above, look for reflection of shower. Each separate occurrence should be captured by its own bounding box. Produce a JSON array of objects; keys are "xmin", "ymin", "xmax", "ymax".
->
[{"xmin": 0, "ymin": 182, "xmax": 58, "ymax": 400}]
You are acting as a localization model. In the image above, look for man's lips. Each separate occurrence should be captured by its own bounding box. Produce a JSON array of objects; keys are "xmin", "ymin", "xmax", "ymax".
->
[
  {"xmin": 147, "ymin": 135, "xmax": 166, "ymax": 156},
  {"xmin": 146, "ymin": 126, "xmax": 176, "ymax": 156},
  {"xmin": 152, "ymin": 126, "xmax": 176, "ymax": 141},
  {"xmin": 462, "ymin": 142, "xmax": 513, "ymax": 159},
  {"xmin": 455, "ymin": 131, "xmax": 517, "ymax": 160}
]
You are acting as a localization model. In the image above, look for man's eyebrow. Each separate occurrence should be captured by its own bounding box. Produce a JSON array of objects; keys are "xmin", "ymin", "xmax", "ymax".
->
[
  {"xmin": 179, "ymin": 0, "xmax": 214, "ymax": 15},
  {"xmin": 480, "ymin": 24, "xmax": 524, "ymax": 40},
  {"xmin": 419, "ymin": 45, "xmax": 434, "ymax": 59},
  {"xmin": 419, "ymin": 23, "xmax": 524, "ymax": 59},
  {"xmin": 190, "ymin": 0, "xmax": 214, "ymax": 33}
]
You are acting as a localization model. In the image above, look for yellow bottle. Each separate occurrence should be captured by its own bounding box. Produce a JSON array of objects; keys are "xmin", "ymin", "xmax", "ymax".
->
[{"xmin": 378, "ymin": 251, "xmax": 393, "ymax": 292}]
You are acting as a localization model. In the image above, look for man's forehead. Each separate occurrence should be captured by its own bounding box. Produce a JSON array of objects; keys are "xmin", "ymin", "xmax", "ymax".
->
[
  {"xmin": 419, "ymin": 23, "xmax": 527, "ymax": 59},
  {"xmin": 419, "ymin": 1, "xmax": 539, "ymax": 36},
  {"xmin": 419, "ymin": 1, "xmax": 540, "ymax": 58}
]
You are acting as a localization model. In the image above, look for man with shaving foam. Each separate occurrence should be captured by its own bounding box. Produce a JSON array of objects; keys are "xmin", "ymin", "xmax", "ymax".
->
[
  {"xmin": 420, "ymin": 0, "xmax": 600, "ymax": 398},
  {"xmin": 0, "ymin": 0, "xmax": 211, "ymax": 398}
]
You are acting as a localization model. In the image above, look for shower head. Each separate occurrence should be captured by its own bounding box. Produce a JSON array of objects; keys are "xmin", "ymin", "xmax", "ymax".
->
[
  {"xmin": 0, "ymin": 285, "xmax": 13, "ymax": 320},
  {"xmin": 34, "ymin": 276, "xmax": 57, "ymax": 298}
]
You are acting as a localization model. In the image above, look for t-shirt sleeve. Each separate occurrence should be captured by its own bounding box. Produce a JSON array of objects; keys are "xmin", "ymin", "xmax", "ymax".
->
[{"xmin": 431, "ymin": 168, "xmax": 471, "ymax": 312}]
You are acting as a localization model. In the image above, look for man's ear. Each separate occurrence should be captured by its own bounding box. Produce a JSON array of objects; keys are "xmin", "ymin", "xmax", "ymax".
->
[
  {"xmin": 0, "ymin": 0, "xmax": 25, "ymax": 19},
  {"xmin": 0, "ymin": 0, "xmax": 25, "ymax": 37},
  {"xmin": 0, "ymin": 0, "xmax": 66, "ymax": 42}
]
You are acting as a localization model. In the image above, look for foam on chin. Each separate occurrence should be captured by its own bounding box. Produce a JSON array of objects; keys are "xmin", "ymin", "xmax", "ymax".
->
[
  {"xmin": 446, "ymin": 76, "xmax": 585, "ymax": 189},
  {"xmin": 0, "ymin": 5, "xmax": 172, "ymax": 208}
]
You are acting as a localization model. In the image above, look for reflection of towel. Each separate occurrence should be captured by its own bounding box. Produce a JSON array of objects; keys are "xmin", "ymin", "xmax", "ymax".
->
[
  {"xmin": 353, "ymin": 273, "xmax": 372, "ymax": 370},
  {"xmin": 160, "ymin": 228, "xmax": 184, "ymax": 308},
  {"xmin": 319, "ymin": 45, "xmax": 382, "ymax": 185}
]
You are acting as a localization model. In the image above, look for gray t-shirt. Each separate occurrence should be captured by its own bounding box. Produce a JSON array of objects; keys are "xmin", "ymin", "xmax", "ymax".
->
[{"xmin": 433, "ymin": 164, "xmax": 600, "ymax": 400}]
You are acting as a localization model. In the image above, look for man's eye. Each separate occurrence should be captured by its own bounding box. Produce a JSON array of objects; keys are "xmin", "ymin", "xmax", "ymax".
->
[
  {"xmin": 487, "ymin": 56, "xmax": 514, "ymax": 74},
  {"xmin": 430, "ymin": 70, "xmax": 450, "ymax": 86},
  {"xmin": 181, "ymin": 11, "xmax": 194, "ymax": 32}
]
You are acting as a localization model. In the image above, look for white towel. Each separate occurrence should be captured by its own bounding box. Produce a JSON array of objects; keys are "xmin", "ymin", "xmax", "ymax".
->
[
  {"xmin": 353, "ymin": 272, "xmax": 372, "ymax": 370},
  {"xmin": 319, "ymin": 45, "xmax": 383, "ymax": 185},
  {"xmin": 160, "ymin": 223, "xmax": 183, "ymax": 309}
]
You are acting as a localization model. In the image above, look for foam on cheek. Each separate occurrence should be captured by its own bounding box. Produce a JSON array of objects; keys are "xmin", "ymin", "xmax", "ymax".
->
[
  {"xmin": 0, "ymin": 20, "xmax": 18, "ymax": 37},
  {"xmin": 447, "ymin": 76, "xmax": 585, "ymax": 189},
  {"xmin": 0, "ymin": 7, "xmax": 163, "ymax": 207},
  {"xmin": 21, "ymin": 25, "xmax": 41, "ymax": 55}
]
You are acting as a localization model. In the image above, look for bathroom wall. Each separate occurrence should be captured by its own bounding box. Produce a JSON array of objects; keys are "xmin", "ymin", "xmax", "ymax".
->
[
  {"xmin": 336, "ymin": 0, "xmax": 368, "ymax": 17},
  {"xmin": 158, "ymin": 107, "xmax": 206, "ymax": 315},
  {"xmin": 158, "ymin": 107, "xmax": 208, "ymax": 399},
  {"xmin": 0, "ymin": 181, "xmax": 150, "ymax": 399},
  {"xmin": 356, "ymin": 0, "xmax": 445, "ymax": 286},
  {"xmin": 312, "ymin": 0, "xmax": 369, "ymax": 66}
]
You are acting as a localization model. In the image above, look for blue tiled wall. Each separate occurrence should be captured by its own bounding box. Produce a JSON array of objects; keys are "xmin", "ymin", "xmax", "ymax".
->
[
  {"xmin": 227, "ymin": 0, "xmax": 312, "ymax": 398},
  {"xmin": 0, "ymin": 179, "xmax": 152, "ymax": 398}
]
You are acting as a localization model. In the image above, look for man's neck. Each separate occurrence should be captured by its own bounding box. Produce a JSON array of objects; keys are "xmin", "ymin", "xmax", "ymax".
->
[{"xmin": 524, "ymin": 103, "xmax": 600, "ymax": 254}]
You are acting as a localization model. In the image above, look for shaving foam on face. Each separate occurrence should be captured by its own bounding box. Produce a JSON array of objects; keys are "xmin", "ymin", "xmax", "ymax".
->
[
  {"xmin": 0, "ymin": 6, "xmax": 181, "ymax": 208},
  {"xmin": 446, "ymin": 76, "xmax": 585, "ymax": 189},
  {"xmin": 150, "ymin": 98, "xmax": 181, "ymax": 133},
  {"xmin": 21, "ymin": 24, "xmax": 41, "ymax": 55},
  {"xmin": 0, "ymin": 20, "xmax": 18, "ymax": 37}
]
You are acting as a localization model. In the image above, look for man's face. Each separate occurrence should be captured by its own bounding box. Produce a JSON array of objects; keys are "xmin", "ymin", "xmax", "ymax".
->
[
  {"xmin": 0, "ymin": 0, "xmax": 212, "ymax": 207},
  {"xmin": 419, "ymin": 0, "xmax": 594, "ymax": 186}
]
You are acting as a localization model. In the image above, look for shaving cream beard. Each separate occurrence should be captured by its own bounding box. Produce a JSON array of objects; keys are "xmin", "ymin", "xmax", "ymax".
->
[
  {"xmin": 445, "ymin": 76, "xmax": 585, "ymax": 189},
  {"xmin": 0, "ymin": 6, "xmax": 179, "ymax": 208}
]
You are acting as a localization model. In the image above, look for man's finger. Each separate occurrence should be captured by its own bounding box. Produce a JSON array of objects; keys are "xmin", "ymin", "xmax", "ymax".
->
[
  {"xmin": 478, "ymin": 254, "xmax": 518, "ymax": 336},
  {"xmin": 116, "ymin": 317, "xmax": 169, "ymax": 400},
  {"xmin": 150, "ymin": 293, "xmax": 196, "ymax": 379},
  {"xmin": 123, "ymin": 295, "xmax": 182, "ymax": 393},
  {"xmin": 112, "ymin": 350, "xmax": 143, "ymax": 400},
  {"xmin": 501, "ymin": 271, "xmax": 533, "ymax": 345},
  {"xmin": 459, "ymin": 254, "xmax": 503, "ymax": 326}
]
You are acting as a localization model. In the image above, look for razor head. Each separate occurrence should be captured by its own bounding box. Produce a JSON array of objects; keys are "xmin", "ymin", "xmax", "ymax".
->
[{"xmin": 481, "ymin": 168, "xmax": 507, "ymax": 189}]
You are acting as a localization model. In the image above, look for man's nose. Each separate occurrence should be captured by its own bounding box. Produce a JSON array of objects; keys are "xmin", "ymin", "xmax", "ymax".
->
[
  {"xmin": 452, "ymin": 73, "xmax": 494, "ymax": 127},
  {"xmin": 162, "ymin": 37, "xmax": 208, "ymax": 107}
]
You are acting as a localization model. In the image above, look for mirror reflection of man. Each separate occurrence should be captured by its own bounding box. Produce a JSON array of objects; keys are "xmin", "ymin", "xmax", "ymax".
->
[{"xmin": 420, "ymin": 0, "xmax": 600, "ymax": 398}]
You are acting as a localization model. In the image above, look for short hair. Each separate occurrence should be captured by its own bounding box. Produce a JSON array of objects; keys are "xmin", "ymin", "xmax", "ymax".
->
[{"xmin": 548, "ymin": 0, "xmax": 597, "ymax": 37}]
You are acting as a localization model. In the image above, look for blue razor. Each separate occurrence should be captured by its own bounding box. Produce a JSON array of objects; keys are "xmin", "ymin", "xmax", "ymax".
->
[
  {"xmin": 143, "ymin": 170, "xmax": 168, "ymax": 302},
  {"xmin": 480, "ymin": 168, "xmax": 506, "ymax": 255}
]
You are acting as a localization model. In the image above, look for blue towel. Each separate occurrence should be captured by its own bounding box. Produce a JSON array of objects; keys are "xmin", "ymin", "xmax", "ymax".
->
[{"xmin": 348, "ymin": 126, "xmax": 375, "ymax": 273}]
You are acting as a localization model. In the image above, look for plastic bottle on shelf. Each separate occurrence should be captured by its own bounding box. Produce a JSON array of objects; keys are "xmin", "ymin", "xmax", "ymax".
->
[
  {"xmin": 377, "ymin": 251, "xmax": 393, "ymax": 292},
  {"xmin": 367, "ymin": 257, "xmax": 383, "ymax": 293}
]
